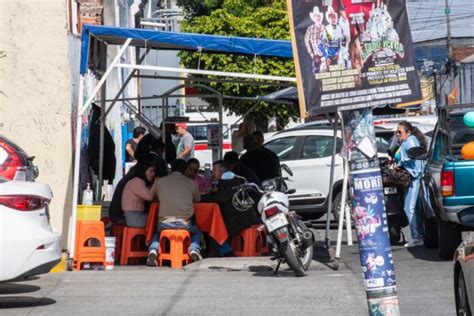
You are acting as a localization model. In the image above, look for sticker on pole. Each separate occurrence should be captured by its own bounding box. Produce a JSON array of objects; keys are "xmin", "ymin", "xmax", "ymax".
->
[{"xmin": 287, "ymin": 0, "xmax": 422, "ymax": 116}]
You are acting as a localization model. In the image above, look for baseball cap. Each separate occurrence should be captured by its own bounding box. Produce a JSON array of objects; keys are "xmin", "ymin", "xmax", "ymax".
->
[{"xmin": 175, "ymin": 122, "xmax": 188, "ymax": 129}]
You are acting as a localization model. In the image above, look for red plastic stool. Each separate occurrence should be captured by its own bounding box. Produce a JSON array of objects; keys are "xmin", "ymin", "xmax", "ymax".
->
[
  {"xmin": 158, "ymin": 229, "xmax": 191, "ymax": 269},
  {"xmin": 232, "ymin": 225, "xmax": 268, "ymax": 257},
  {"xmin": 120, "ymin": 227, "xmax": 147, "ymax": 265},
  {"xmin": 74, "ymin": 221, "xmax": 106, "ymax": 270},
  {"xmin": 111, "ymin": 224, "xmax": 125, "ymax": 262}
]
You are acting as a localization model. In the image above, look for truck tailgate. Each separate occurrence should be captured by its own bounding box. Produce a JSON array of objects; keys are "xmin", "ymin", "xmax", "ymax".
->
[{"xmin": 452, "ymin": 160, "xmax": 474, "ymax": 204}]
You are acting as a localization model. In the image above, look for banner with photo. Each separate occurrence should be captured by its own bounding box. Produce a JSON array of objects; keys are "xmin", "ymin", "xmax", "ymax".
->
[{"xmin": 287, "ymin": 0, "xmax": 422, "ymax": 116}]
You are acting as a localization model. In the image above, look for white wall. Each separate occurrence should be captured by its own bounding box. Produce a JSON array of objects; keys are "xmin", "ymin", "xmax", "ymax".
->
[{"xmin": 0, "ymin": 0, "xmax": 72, "ymax": 248}]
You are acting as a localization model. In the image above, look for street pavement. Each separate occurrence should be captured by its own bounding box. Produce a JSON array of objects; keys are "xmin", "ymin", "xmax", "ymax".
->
[{"xmin": 0, "ymin": 228, "xmax": 455, "ymax": 315}]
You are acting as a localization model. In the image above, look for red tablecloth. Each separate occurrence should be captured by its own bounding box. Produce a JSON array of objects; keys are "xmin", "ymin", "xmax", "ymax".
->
[{"xmin": 145, "ymin": 202, "xmax": 229, "ymax": 245}]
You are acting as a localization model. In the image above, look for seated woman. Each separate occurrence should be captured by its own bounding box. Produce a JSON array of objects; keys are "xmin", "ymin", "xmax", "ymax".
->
[
  {"xmin": 121, "ymin": 160, "xmax": 158, "ymax": 228},
  {"xmin": 185, "ymin": 158, "xmax": 211, "ymax": 194}
]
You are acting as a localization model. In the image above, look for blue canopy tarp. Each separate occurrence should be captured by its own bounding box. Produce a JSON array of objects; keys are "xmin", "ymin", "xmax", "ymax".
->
[{"xmin": 80, "ymin": 25, "xmax": 293, "ymax": 75}]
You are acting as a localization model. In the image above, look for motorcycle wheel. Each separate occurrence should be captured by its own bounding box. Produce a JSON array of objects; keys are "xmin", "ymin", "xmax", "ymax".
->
[
  {"xmin": 295, "ymin": 219, "xmax": 313, "ymax": 271},
  {"xmin": 279, "ymin": 241, "xmax": 306, "ymax": 277}
]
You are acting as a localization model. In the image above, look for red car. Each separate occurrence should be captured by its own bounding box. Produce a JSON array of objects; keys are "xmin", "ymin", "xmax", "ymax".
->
[{"xmin": 0, "ymin": 135, "xmax": 38, "ymax": 181}]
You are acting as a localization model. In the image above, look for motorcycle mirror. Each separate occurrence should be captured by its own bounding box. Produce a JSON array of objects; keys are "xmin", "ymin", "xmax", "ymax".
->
[
  {"xmin": 222, "ymin": 171, "xmax": 235, "ymax": 180},
  {"xmin": 286, "ymin": 188, "xmax": 296, "ymax": 194},
  {"xmin": 407, "ymin": 146, "xmax": 427, "ymax": 160},
  {"xmin": 281, "ymin": 164, "xmax": 293, "ymax": 177}
]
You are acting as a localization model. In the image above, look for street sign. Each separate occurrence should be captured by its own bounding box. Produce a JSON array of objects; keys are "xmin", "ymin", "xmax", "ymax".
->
[
  {"xmin": 207, "ymin": 124, "xmax": 220, "ymax": 150},
  {"xmin": 287, "ymin": 0, "xmax": 422, "ymax": 116}
]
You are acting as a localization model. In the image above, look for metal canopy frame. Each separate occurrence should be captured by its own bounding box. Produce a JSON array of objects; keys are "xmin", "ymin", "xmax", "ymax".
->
[{"xmin": 70, "ymin": 36, "xmax": 297, "ymax": 262}]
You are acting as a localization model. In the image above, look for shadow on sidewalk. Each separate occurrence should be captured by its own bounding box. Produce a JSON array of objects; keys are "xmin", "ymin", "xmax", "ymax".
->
[
  {"xmin": 0, "ymin": 283, "xmax": 41, "ymax": 295},
  {"xmin": 406, "ymin": 246, "xmax": 448, "ymax": 262},
  {"xmin": 0, "ymin": 296, "xmax": 56, "ymax": 309}
]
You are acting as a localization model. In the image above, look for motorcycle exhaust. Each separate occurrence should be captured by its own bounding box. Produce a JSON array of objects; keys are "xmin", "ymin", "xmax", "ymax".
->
[{"xmin": 301, "ymin": 229, "xmax": 314, "ymax": 250}]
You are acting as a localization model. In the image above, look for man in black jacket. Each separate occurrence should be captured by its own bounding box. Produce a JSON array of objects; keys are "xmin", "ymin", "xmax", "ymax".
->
[
  {"xmin": 223, "ymin": 151, "xmax": 260, "ymax": 186},
  {"xmin": 200, "ymin": 160, "xmax": 258, "ymax": 256},
  {"xmin": 240, "ymin": 134, "xmax": 280, "ymax": 183}
]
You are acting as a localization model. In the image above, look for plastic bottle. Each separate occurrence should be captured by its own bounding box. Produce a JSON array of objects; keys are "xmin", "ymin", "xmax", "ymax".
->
[{"xmin": 82, "ymin": 183, "xmax": 94, "ymax": 205}]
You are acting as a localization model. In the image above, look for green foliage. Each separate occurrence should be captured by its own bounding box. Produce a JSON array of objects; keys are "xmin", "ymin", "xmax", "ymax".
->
[
  {"xmin": 179, "ymin": 0, "xmax": 297, "ymax": 126},
  {"xmin": 177, "ymin": 0, "xmax": 225, "ymax": 18}
]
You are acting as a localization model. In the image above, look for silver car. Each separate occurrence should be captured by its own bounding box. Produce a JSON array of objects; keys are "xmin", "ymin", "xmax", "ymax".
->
[{"xmin": 454, "ymin": 232, "xmax": 474, "ymax": 315}]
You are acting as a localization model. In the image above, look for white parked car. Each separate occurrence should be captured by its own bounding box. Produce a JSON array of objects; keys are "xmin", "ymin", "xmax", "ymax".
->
[
  {"xmin": 263, "ymin": 121, "xmax": 435, "ymax": 220},
  {"xmin": 0, "ymin": 177, "xmax": 61, "ymax": 282}
]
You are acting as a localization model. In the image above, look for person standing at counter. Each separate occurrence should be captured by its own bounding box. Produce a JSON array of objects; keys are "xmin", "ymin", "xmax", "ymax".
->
[{"xmin": 125, "ymin": 127, "xmax": 146, "ymax": 162}]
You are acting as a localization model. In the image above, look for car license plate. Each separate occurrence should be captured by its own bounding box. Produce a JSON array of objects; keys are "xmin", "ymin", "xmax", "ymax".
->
[
  {"xmin": 384, "ymin": 187, "xmax": 397, "ymax": 195},
  {"xmin": 265, "ymin": 213, "xmax": 288, "ymax": 232}
]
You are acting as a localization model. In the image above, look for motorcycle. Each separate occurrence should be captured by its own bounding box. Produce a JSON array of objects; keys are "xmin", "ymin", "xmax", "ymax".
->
[
  {"xmin": 224, "ymin": 165, "xmax": 314, "ymax": 277},
  {"xmin": 379, "ymin": 157, "xmax": 408, "ymax": 245}
]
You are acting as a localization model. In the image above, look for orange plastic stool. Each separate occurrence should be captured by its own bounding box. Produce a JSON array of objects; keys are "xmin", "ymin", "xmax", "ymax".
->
[
  {"xmin": 111, "ymin": 224, "xmax": 125, "ymax": 261},
  {"xmin": 120, "ymin": 227, "xmax": 148, "ymax": 265},
  {"xmin": 158, "ymin": 229, "xmax": 191, "ymax": 268},
  {"xmin": 232, "ymin": 225, "xmax": 268, "ymax": 257},
  {"xmin": 74, "ymin": 221, "xmax": 106, "ymax": 270}
]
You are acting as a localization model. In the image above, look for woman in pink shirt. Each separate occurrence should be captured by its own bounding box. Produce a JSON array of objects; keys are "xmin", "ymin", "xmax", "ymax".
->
[
  {"xmin": 185, "ymin": 158, "xmax": 211, "ymax": 194},
  {"xmin": 122, "ymin": 160, "xmax": 157, "ymax": 228}
]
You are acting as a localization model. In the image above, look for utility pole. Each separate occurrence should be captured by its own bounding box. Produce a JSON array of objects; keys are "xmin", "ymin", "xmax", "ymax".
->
[
  {"xmin": 342, "ymin": 108, "xmax": 400, "ymax": 315},
  {"xmin": 445, "ymin": 0, "xmax": 453, "ymax": 59}
]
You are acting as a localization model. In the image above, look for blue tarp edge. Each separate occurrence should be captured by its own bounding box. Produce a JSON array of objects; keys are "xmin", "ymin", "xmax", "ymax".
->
[{"xmin": 79, "ymin": 25, "xmax": 293, "ymax": 75}]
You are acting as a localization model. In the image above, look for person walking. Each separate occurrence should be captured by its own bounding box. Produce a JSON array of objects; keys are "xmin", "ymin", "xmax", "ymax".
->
[
  {"xmin": 125, "ymin": 127, "xmax": 146, "ymax": 162},
  {"xmin": 175, "ymin": 123, "xmax": 194, "ymax": 161},
  {"xmin": 395, "ymin": 121, "xmax": 427, "ymax": 248}
]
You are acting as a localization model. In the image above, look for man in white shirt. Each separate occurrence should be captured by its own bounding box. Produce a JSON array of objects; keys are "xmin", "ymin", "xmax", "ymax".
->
[{"xmin": 176, "ymin": 123, "xmax": 195, "ymax": 161}]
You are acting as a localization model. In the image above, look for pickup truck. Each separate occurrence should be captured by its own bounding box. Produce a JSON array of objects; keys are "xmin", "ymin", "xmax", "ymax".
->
[{"xmin": 420, "ymin": 105, "xmax": 474, "ymax": 259}]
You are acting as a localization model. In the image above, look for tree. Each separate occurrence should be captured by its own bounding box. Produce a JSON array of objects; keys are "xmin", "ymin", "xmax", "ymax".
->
[
  {"xmin": 177, "ymin": 0, "xmax": 224, "ymax": 18},
  {"xmin": 179, "ymin": 0, "xmax": 298, "ymax": 127}
]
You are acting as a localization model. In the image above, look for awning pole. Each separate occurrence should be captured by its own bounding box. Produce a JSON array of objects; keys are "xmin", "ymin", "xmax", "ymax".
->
[
  {"xmin": 69, "ymin": 76, "xmax": 85, "ymax": 264},
  {"xmin": 104, "ymin": 48, "xmax": 151, "ymax": 119},
  {"xmin": 115, "ymin": 63, "xmax": 297, "ymax": 83},
  {"xmin": 79, "ymin": 38, "xmax": 132, "ymax": 116},
  {"xmin": 336, "ymin": 156, "xmax": 349, "ymax": 259},
  {"xmin": 218, "ymin": 96, "xmax": 224, "ymax": 158},
  {"xmin": 324, "ymin": 113, "xmax": 338, "ymax": 250},
  {"xmin": 98, "ymin": 69, "xmax": 107, "ymax": 200}
]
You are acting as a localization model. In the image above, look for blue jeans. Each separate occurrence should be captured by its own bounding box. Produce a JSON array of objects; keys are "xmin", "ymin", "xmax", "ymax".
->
[
  {"xmin": 404, "ymin": 178, "xmax": 424, "ymax": 240},
  {"xmin": 149, "ymin": 219, "xmax": 201, "ymax": 253},
  {"xmin": 208, "ymin": 238, "xmax": 233, "ymax": 257}
]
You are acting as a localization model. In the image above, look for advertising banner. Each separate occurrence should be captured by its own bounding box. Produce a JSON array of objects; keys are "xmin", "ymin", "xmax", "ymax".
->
[
  {"xmin": 287, "ymin": 0, "xmax": 422, "ymax": 116},
  {"xmin": 351, "ymin": 169, "xmax": 396, "ymax": 290}
]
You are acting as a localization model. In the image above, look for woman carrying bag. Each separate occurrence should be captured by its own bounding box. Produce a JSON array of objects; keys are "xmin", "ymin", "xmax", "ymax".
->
[{"xmin": 394, "ymin": 121, "xmax": 427, "ymax": 248}]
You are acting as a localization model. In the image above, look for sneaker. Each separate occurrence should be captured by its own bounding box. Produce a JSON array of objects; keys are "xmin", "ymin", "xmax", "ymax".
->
[
  {"xmin": 404, "ymin": 239, "xmax": 424, "ymax": 248},
  {"xmin": 147, "ymin": 249, "xmax": 158, "ymax": 266},
  {"xmin": 189, "ymin": 249, "xmax": 203, "ymax": 262}
]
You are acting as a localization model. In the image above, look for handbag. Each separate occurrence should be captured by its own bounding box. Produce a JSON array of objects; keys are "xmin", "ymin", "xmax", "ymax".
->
[{"xmin": 384, "ymin": 166, "xmax": 411, "ymax": 189}]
